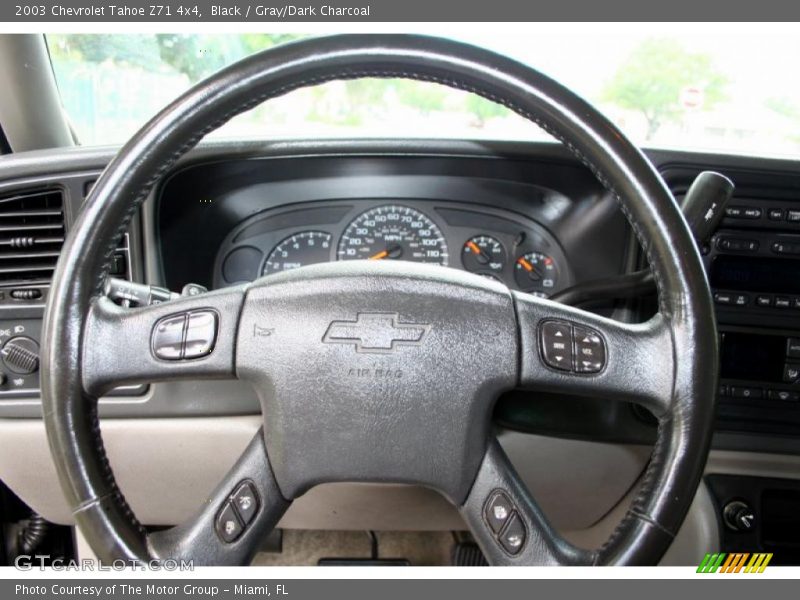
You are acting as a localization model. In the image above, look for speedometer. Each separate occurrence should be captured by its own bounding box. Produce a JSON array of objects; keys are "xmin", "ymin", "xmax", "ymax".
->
[{"xmin": 337, "ymin": 205, "xmax": 449, "ymax": 265}]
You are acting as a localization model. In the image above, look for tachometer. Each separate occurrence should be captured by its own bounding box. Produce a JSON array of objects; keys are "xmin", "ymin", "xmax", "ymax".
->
[
  {"xmin": 337, "ymin": 205, "xmax": 448, "ymax": 265},
  {"xmin": 263, "ymin": 231, "xmax": 332, "ymax": 275}
]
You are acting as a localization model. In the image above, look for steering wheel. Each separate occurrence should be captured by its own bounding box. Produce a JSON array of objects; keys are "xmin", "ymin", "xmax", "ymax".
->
[{"xmin": 41, "ymin": 34, "xmax": 717, "ymax": 566}]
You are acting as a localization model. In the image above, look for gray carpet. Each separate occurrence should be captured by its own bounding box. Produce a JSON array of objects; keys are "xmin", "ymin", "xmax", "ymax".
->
[{"xmin": 252, "ymin": 530, "xmax": 454, "ymax": 566}]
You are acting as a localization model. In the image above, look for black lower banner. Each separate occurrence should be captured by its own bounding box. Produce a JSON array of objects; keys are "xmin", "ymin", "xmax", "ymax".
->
[{"xmin": 2, "ymin": 578, "xmax": 794, "ymax": 600}]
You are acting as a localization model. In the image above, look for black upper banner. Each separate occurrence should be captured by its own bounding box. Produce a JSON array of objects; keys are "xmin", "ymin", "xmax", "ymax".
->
[{"xmin": 3, "ymin": 0, "xmax": 800, "ymax": 22}]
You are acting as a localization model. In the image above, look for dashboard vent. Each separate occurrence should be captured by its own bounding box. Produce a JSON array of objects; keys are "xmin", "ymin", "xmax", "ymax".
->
[{"xmin": 0, "ymin": 188, "xmax": 65, "ymax": 287}]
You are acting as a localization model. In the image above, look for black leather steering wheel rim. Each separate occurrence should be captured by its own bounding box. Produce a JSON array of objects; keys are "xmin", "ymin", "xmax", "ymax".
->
[{"xmin": 41, "ymin": 34, "xmax": 718, "ymax": 566}]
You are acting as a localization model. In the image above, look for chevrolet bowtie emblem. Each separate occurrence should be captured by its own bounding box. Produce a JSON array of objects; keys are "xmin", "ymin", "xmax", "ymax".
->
[{"xmin": 322, "ymin": 312, "xmax": 431, "ymax": 353}]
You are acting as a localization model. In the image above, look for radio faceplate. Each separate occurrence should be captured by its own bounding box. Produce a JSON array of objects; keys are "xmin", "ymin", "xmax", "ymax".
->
[{"xmin": 702, "ymin": 196, "xmax": 800, "ymax": 434}]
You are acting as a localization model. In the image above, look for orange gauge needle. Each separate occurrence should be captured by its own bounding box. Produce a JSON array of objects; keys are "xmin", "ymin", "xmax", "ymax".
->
[
  {"xmin": 369, "ymin": 250, "xmax": 389, "ymax": 260},
  {"xmin": 467, "ymin": 241, "xmax": 482, "ymax": 255},
  {"xmin": 516, "ymin": 257, "xmax": 534, "ymax": 272}
]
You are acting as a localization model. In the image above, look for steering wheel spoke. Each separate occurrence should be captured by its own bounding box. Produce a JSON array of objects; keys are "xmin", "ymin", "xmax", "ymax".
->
[
  {"xmin": 148, "ymin": 429, "xmax": 289, "ymax": 566},
  {"xmin": 514, "ymin": 291, "xmax": 675, "ymax": 417},
  {"xmin": 81, "ymin": 287, "xmax": 245, "ymax": 396},
  {"xmin": 460, "ymin": 438, "xmax": 594, "ymax": 566}
]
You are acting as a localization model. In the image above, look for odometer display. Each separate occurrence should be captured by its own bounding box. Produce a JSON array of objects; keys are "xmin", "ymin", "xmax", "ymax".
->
[{"xmin": 337, "ymin": 205, "xmax": 448, "ymax": 265}]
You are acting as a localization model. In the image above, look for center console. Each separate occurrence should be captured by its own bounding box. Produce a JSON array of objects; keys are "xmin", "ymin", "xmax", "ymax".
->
[{"xmin": 702, "ymin": 185, "xmax": 800, "ymax": 435}]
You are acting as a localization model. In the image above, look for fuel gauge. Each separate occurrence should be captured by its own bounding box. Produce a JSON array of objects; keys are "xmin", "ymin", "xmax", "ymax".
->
[
  {"xmin": 514, "ymin": 252, "xmax": 559, "ymax": 296},
  {"xmin": 462, "ymin": 236, "xmax": 506, "ymax": 274}
]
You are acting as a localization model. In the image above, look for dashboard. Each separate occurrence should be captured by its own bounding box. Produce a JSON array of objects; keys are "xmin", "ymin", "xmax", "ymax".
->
[{"xmin": 2, "ymin": 140, "xmax": 800, "ymax": 563}]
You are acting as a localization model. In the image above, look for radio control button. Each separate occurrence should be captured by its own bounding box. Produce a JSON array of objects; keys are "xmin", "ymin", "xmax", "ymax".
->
[
  {"xmin": 794, "ymin": 298, "xmax": 800, "ymax": 310},
  {"xmin": 540, "ymin": 321, "xmax": 573, "ymax": 371},
  {"xmin": 574, "ymin": 326, "xmax": 606, "ymax": 373},
  {"xmin": 725, "ymin": 206, "xmax": 762, "ymax": 220},
  {"xmin": 756, "ymin": 295, "xmax": 772, "ymax": 307},
  {"xmin": 787, "ymin": 338, "xmax": 800, "ymax": 359},
  {"xmin": 784, "ymin": 364, "xmax": 800, "ymax": 384},
  {"xmin": 768, "ymin": 208, "xmax": 786, "ymax": 221},
  {"xmin": 768, "ymin": 389, "xmax": 800, "ymax": 402},
  {"xmin": 788, "ymin": 210, "xmax": 800, "ymax": 223},
  {"xmin": 733, "ymin": 294, "xmax": 749, "ymax": 306},
  {"xmin": 775, "ymin": 296, "xmax": 791, "ymax": 309},
  {"xmin": 714, "ymin": 293, "xmax": 733, "ymax": 305},
  {"xmin": 772, "ymin": 242, "xmax": 800, "ymax": 255},
  {"xmin": 731, "ymin": 386, "xmax": 763, "ymax": 399},
  {"xmin": 725, "ymin": 207, "xmax": 743, "ymax": 218},
  {"xmin": 718, "ymin": 238, "xmax": 759, "ymax": 252}
]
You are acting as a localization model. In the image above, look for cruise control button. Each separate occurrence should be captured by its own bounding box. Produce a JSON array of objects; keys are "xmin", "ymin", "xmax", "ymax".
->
[
  {"xmin": 540, "ymin": 320, "xmax": 573, "ymax": 371},
  {"xmin": 152, "ymin": 313, "xmax": 187, "ymax": 360},
  {"xmin": 215, "ymin": 501, "xmax": 243, "ymax": 543},
  {"xmin": 574, "ymin": 326, "xmax": 605, "ymax": 373},
  {"xmin": 184, "ymin": 310, "xmax": 218, "ymax": 359},
  {"xmin": 231, "ymin": 481, "xmax": 259, "ymax": 526},
  {"xmin": 498, "ymin": 513, "xmax": 526, "ymax": 555},
  {"xmin": 484, "ymin": 491, "xmax": 514, "ymax": 534}
]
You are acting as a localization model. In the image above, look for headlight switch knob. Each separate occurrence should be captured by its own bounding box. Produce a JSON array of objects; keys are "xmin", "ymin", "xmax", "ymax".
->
[{"xmin": 1, "ymin": 336, "xmax": 40, "ymax": 375}]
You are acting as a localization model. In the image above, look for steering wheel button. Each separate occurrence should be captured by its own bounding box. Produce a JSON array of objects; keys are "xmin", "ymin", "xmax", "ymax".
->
[
  {"xmin": 484, "ymin": 491, "xmax": 514, "ymax": 533},
  {"xmin": 184, "ymin": 310, "xmax": 218, "ymax": 359},
  {"xmin": 540, "ymin": 320, "xmax": 573, "ymax": 371},
  {"xmin": 574, "ymin": 326, "xmax": 606, "ymax": 373},
  {"xmin": 151, "ymin": 314, "xmax": 187, "ymax": 360},
  {"xmin": 231, "ymin": 481, "xmax": 259, "ymax": 526},
  {"xmin": 215, "ymin": 501, "xmax": 243, "ymax": 543},
  {"xmin": 498, "ymin": 513, "xmax": 526, "ymax": 555}
]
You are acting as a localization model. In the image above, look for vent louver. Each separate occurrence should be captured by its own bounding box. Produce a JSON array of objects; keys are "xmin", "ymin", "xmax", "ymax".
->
[{"xmin": 0, "ymin": 188, "xmax": 65, "ymax": 287}]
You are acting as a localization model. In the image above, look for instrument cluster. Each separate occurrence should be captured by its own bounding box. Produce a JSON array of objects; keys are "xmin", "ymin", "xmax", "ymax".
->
[{"xmin": 215, "ymin": 200, "xmax": 570, "ymax": 297}]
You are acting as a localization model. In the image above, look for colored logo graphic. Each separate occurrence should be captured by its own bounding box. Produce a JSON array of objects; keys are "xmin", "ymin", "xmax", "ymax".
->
[{"xmin": 697, "ymin": 552, "xmax": 773, "ymax": 573}]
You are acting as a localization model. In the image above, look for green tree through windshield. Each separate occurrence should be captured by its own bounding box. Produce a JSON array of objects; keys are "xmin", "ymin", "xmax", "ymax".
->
[{"xmin": 603, "ymin": 38, "xmax": 728, "ymax": 140}]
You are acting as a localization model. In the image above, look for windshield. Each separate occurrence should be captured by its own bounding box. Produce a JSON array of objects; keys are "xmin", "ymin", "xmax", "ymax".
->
[{"xmin": 46, "ymin": 31, "xmax": 800, "ymax": 158}]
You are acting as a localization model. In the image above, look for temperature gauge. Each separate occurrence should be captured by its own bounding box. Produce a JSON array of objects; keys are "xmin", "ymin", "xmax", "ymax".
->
[
  {"xmin": 462, "ymin": 236, "xmax": 506, "ymax": 274},
  {"xmin": 514, "ymin": 252, "xmax": 559, "ymax": 296}
]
